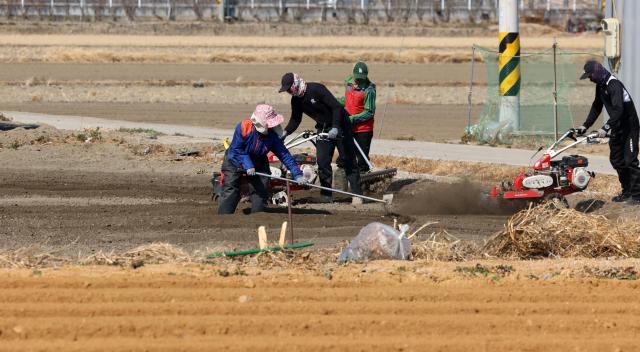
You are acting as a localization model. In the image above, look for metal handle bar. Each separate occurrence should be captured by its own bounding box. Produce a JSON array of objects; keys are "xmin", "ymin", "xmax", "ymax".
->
[
  {"xmin": 255, "ymin": 172, "xmax": 390, "ymax": 204},
  {"xmin": 283, "ymin": 131, "xmax": 375, "ymax": 169},
  {"xmin": 547, "ymin": 131, "xmax": 599, "ymax": 159}
]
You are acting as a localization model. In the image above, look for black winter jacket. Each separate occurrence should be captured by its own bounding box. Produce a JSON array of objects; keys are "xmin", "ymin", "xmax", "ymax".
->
[
  {"xmin": 582, "ymin": 76, "xmax": 639, "ymax": 134},
  {"xmin": 284, "ymin": 82, "xmax": 349, "ymax": 134}
]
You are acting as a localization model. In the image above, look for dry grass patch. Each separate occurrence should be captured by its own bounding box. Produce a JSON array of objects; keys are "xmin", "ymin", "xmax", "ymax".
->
[
  {"xmin": 0, "ymin": 247, "xmax": 70, "ymax": 268},
  {"xmin": 83, "ymin": 243, "xmax": 191, "ymax": 267},
  {"xmin": 36, "ymin": 49, "xmax": 475, "ymax": 64},
  {"xmin": 0, "ymin": 35, "xmax": 601, "ymax": 49},
  {"xmin": 484, "ymin": 205, "xmax": 640, "ymax": 259},
  {"xmin": 0, "ymin": 243, "xmax": 192, "ymax": 269},
  {"xmin": 372, "ymin": 155, "xmax": 526, "ymax": 182},
  {"xmin": 0, "ymin": 33, "xmax": 599, "ymax": 64},
  {"xmin": 411, "ymin": 231, "xmax": 478, "ymax": 261}
]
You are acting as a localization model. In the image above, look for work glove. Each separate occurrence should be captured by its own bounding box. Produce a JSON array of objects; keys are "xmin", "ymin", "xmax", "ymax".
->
[
  {"xmin": 246, "ymin": 168, "xmax": 256, "ymax": 176},
  {"xmin": 596, "ymin": 128, "xmax": 609, "ymax": 138},
  {"xmin": 327, "ymin": 127, "xmax": 339, "ymax": 140},
  {"xmin": 572, "ymin": 126, "xmax": 587, "ymax": 136},
  {"xmin": 294, "ymin": 175, "xmax": 307, "ymax": 184}
]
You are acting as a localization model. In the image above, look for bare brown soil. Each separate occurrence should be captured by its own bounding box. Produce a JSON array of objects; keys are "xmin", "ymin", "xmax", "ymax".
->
[
  {"xmin": 1, "ymin": 261, "xmax": 640, "ymax": 351},
  {"xmin": 0, "ymin": 126, "xmax": 511, "ymax": 256}
]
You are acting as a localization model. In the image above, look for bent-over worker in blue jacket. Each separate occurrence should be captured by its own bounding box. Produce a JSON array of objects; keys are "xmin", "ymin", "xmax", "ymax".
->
[{"xmin": 218, "ymin": 104, "xmax": 306, "ymax": 215}]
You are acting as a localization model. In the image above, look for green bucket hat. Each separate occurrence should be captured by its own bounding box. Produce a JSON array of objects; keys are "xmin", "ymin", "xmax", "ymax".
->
[{"xmin": 353, "ymin": 61, "xmax": 368, "ymax": 80}]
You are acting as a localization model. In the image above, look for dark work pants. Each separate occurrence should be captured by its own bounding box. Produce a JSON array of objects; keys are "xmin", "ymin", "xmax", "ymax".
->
[
  {"xmin": 353, "ymin": 131, "xmax": 374, "ymax": 173},
  {"xmin": 217, "ymin": 155, "xmax": 270, "ymax": 214},
  {"xmin": 316, "ymin": 126, "xmax": 362, "ymax": 197},
  {"xmin": 609, "ymin": 128, "xmax": 640, "ymax": 197}
]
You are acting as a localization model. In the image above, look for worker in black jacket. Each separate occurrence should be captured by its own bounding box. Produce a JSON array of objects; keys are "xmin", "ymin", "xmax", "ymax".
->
[
  {"xmin": 278, "ymin": 72, "xmax": 363, "ymax": 204},
  {"xmin": 574, "ymin": 60, "xmax": 640, "ymax": 203}
]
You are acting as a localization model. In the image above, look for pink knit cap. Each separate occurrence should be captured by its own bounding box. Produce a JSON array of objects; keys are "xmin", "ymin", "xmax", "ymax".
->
[{"xmin": 250, "ymin": 104, "xmax": 284, "ymax": 133}]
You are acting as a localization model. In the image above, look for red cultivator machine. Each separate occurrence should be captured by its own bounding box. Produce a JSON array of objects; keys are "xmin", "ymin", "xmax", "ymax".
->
[
  {"xmin": 488, "ymin": 131, "xmax": 599, "ymax": 207},
  {"xmin": 212, "ymin": 130, "xmax": 397, "ymax": 205}
]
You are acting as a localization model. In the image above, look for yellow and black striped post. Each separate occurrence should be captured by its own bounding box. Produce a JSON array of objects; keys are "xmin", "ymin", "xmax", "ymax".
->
[
  {"xmin": 498, "ymin": 0, "xmax": 520, "ymax": 130},
  {"xmin": 499, "ymin": 32, "xmax": 520, "ymax": 97}
]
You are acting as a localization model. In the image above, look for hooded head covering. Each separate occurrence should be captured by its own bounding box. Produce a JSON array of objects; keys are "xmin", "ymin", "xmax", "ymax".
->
[
  {"xmin": 580, "ymin": 60, "xmax": 611, "ymax": 85},
  {"xmin": 250, "ymin": 104, "xmax": 284, "ymax": 135}
]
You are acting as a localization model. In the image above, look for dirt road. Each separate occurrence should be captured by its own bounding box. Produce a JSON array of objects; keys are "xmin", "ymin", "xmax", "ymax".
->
[
  {"xmin": 1, "ymin": 263, "xmax": 638, "ymax": 352},
  {"xmin": 1, "ymin": 104, "xmax": 489, "ymax": 142}
]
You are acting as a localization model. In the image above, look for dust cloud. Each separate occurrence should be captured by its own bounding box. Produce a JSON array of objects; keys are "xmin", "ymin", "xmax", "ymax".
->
[{"xmin": 393, "ymin": 180, "xmax": 522, "ymax": 215}]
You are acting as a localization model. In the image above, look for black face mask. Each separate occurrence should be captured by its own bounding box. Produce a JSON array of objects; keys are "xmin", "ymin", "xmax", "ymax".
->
[{"xmin": 589, "ymin": 65, "xmax": 611, "ymax": 85}]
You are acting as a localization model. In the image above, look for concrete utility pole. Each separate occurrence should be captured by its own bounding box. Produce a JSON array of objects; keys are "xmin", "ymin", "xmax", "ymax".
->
[
  {"xmin": 498, "ymin": 0, "xmax": 520, "ymax": 131},
  {"xmin": 605, "ymin": 1, "xmax": 639, "ymax": 110},
  {"xmin": 613, "ymin": 1, "xmax": 639, "ymax": 101},
  {"xmin": 216, "ymin": 0, "xmax": 224, "ymax": 21}
]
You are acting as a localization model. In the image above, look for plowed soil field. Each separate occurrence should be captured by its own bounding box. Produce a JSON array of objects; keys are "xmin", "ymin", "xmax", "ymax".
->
[{"xmin": 1, "ymin": 263, "xmax": 639, "ymax": 352}]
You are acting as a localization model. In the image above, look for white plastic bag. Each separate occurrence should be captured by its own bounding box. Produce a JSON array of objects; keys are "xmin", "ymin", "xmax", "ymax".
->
[{"xmin": 338, "ymin": 222, "xmax": 411, "ymax": 263}]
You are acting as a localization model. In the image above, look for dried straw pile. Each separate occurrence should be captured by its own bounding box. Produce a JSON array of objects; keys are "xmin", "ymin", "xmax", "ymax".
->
[
  {"xmin": 483, "ymin": 205, "xmax": 640, "ymax": 259},
  {"xmin": 82, "ymin": 243, "xmax": 191, "ymax": 266},
  {"xmin": 0, "ymin": 247, "xmax": 70, "ymax": 268},
  {"xmin": 412, "ymin": 232, "xmax": 478, "ymax": 261}
]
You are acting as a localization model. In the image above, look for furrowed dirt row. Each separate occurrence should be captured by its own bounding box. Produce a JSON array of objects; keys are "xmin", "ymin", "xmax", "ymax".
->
[{"xmin": 0, "ymin": 267, "xmax": 638, "ymax": 351}]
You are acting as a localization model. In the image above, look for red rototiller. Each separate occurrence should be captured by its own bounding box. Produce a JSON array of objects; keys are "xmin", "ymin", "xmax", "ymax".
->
[{"xmin": 488, "ymin": 130, "xmax": 600, "ymax": 207}]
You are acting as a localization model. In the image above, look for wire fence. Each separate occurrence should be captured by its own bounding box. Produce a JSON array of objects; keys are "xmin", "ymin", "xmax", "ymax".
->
[
  {"xmin": 0, "ymin": 0, "xmax": 601, "ymax": 22},
  {"xmin": 467, "ymin": 44, "xmax": 601, "ymax": 141}
]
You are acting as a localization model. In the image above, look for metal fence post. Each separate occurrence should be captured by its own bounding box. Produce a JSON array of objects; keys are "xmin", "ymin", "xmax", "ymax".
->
[
  {"xmin": 467, "ymin": 46, "xmax": 476, "ymax": 132},
  {"xmin": 552, "ymin": 39, "xmax": 559, "ymax": 140}
]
